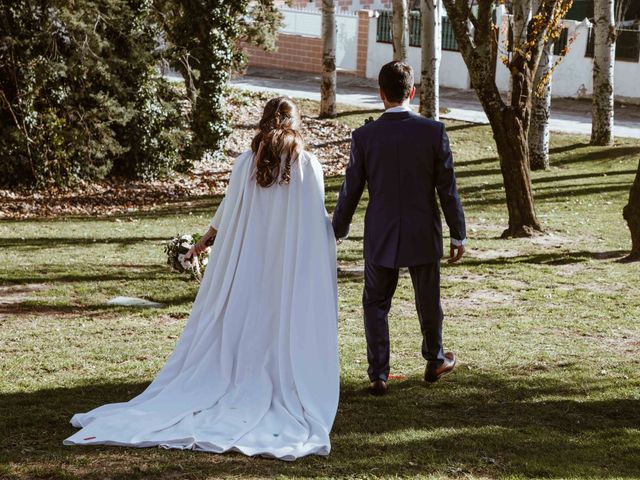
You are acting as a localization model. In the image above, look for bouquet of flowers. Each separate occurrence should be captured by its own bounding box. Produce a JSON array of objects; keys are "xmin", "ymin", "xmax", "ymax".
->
[{"xmin": 164, "ymin": 233, "xmax": 213, "ymax": 282}]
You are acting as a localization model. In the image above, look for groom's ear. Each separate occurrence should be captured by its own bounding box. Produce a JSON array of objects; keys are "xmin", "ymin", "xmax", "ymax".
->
[
  {"xmin": 409, "ymin": 86, "xmax": 416, "ymax": 101},
  {"xmin": 379, "ymin": 88, "xmax": 386, "ymax": 103}
]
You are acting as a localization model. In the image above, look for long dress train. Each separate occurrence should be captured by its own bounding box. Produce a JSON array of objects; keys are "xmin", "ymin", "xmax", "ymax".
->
[{"xmin": 64, "ymin": 150, "xmax": 340, "ymax": 460}]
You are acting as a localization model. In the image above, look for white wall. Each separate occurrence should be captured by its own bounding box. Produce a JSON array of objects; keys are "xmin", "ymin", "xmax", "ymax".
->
[
  {"xmin": 495, "ymin": 15, "xmax": 639, "ymax": 100},
  {"xmin": 279, "ymin": 6, "xmax": 640, "ymax": 100},
  {"xmin": 281, "ymin": 7, "xmax": 359, "ymax": 72},
  {"xmin": 365, "ymin": 15, "xmax": 471, "ymax": 89}
]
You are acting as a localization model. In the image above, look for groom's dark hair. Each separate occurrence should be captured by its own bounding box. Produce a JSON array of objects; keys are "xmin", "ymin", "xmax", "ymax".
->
[{"xmin": 378, "ymin": 61, "xmax": 414, "ymax": 103}]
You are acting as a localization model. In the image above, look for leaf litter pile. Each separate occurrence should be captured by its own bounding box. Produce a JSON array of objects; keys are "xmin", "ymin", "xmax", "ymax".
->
[{"xmin": 0, "ymin": 90, "xmax": 352, "ymax": 219}]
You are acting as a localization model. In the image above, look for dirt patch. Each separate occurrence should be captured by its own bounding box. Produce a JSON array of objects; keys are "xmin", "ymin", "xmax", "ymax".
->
[
  {"xmin": 447, "ymin": 273, "xmax": 488, "ymax": 283},
  {"xmin": 505, "ymin": 279, "xmax": 529, "ymax": 290},
  {"xmin": 443, "ymin": 289, "xmax": 515, "ymax": 310},
  {"xmin": 0, "ymin": 284, "xmax": 49, "ymax": 305},
  {"xmin": 571, "ymin": 282, "xmax": 628, "ymax": 294},
  {"xmin": 554, "ymin": 263, "xmax": 588, "ymax": 276},
  {"xmin": 530, "ymin": 232, "xmax": 574, "ymax": 248},
  {"xmin": 469, "ymin": 248, "xmax": 521, "ymax": 260}
]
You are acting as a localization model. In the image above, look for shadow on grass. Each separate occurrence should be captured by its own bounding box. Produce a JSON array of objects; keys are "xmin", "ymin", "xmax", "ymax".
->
[
  {"xmin": 532, "ymin": 169, "xmax": 638, "ymax": 185},
  {"xmin": 552, "ymin": 145, "xmax": 640, "ymax": 167},
  {"xmin": 0, "ymin": 236, "xmax": 169, "ymax": 249},
  {"xmin": 0, "ymin": 265, "xmax": 172, "ymax": 286},
  {"xmin": 335, "ymin": 108, "xmax": 382, "ymax": 118},
  {"xmin": 465, "ymin": 250, "xmax": 630, "ymax": 266},
  {"xmin": 446, "ymin": 123, "xmax": 482, "ymax": 132},
  {"xmin": 1, "ymin": 372, "xmax": 638, "ymax": 478}
]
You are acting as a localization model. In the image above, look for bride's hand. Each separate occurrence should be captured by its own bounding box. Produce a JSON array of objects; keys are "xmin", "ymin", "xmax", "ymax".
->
[
  {"xmin": 185, "ymin": 239, "xmax": 207, "ymax": 260},
  {"xmin": 184, "ymin": 226, "xmax": 217, "ymax": 260}
]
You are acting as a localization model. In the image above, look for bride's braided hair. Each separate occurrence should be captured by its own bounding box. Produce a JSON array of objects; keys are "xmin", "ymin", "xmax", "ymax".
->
[{"xmin": 252, "ymin": 97, "xmax": 303, "ymax": 188}]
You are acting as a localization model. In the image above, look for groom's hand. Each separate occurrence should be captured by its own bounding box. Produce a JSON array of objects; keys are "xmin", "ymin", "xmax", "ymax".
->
[{"xmin": 448, "ymin": 243, "xmax": 465, "ymax": 264}]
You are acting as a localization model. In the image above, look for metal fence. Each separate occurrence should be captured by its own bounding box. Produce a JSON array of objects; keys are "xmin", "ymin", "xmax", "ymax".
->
[
  {"xmin": 585, "ymin": 28, "xmax": 640, "ymax": 62},
  {"xmin": 376, "ymin": 10, "xmax": 460, "ymax": 51}
]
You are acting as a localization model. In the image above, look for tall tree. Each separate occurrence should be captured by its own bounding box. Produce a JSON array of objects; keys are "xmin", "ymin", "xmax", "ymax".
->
[
  {"xmin": 590, "ymin": 0, "xmax": 615, "ymax": 146},
  {"xmin": 320, "ymin": 0, "xmax": 337, "ymax": 118},
  {"xmin": 419, "ymin": 0, "xmax": 442, "ymax": 119},
  {"xmin": 441, "ymin": 0, "xmax": 573, "ymax": 237},
  {"xmin": 529, "ymin": 40, "xmax": 553, "ymax": 170},
  {"xmin": 392, "ymin": 0, "xmax": 409, "ymax": 62},
  {"xmin": 0, "ymin": 0, "xmax": 187, "ymax": 187},
  {"xmin": 156, "ymin": 1, "xmax": 281, "ymax": 160},
  {"xmin": 623, "ymin": 160, "xmax": 640, "ymax": 262}
]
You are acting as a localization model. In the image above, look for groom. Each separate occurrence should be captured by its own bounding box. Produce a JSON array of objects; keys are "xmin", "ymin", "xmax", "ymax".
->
[{"xmin": 332, "ymin": 61, "xmax": 466, "ymax": 396}]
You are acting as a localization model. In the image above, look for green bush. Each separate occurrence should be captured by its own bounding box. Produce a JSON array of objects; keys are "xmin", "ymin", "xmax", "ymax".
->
[{"xmin": 0, "ymin": 0, "xmax": 188, "ymax": 188}]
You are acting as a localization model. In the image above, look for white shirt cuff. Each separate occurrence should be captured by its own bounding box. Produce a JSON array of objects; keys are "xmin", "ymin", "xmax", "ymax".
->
[{"xmin": 451, "ymin": 238, "xmax": 465, "ymax": 247}]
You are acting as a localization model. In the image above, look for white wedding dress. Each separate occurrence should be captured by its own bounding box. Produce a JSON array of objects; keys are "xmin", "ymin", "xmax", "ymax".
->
[{"xmin": 64, "ymin": 150, "xmax": 340, "ymax": 460}]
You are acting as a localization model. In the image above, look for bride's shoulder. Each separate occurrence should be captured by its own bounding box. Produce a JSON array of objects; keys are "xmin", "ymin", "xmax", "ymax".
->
[
  {"xmin": 299, "ymin": 149, "xmax": 319, "ymax": 167},
  {"xmin": 231, "ymin": 150, "xmax": 254, "ymax": 171},
  {"xmin": 237, "ymin": 150, "xmax": 254, "ymax": 164}
]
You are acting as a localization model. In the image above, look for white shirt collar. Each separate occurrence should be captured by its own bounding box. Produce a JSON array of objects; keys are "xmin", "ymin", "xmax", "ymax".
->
[{"xmin": 385, "ymin": 105, "xmax": 412, "ymax": 113}]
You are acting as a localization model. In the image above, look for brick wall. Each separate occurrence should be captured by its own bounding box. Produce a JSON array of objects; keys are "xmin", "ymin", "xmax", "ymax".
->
[
  {"xmin": 287, "ymin": 0, "xmax": 390, "ymax": 11},
  {"xmin": 245, "ymin": 34, "xmax": 323, "ymax": 74},
  {"xmin": 245, "ymin": 8, "xmax": 372, "ymax": 77}
]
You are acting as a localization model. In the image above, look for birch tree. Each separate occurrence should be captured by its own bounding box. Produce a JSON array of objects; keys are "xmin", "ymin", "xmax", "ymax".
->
[
  {"xmin": 441, "ymin": 0, "xmax": 573, "ymax": 237},
  {"xmin": 590, "ymin": 0, "xmax": 615, "ymax": 146},
  {"xmin": 392, "ymin": 0, "xmax": 409, "ymax": 62},
  {"xmin": 419, "ymin": 0, "xmax": 442, "ymax": 119},
  {"xmin": 320, "ymin": 0, "xmax": 337, "ymax": 118},
  {"xmin": 529, "ymin": 40, "xmax": 553, "ymax": 170}
]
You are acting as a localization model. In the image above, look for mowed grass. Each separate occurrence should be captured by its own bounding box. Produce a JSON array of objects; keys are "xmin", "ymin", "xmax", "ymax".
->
[{"xmin": 1, "ymin": 99, "xmax": 639, "ymax": 479}]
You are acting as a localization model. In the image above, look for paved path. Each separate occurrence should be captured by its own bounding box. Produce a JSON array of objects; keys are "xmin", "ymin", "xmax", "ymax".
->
[{"xmin": 229, "ymin": 68, "xmax": 640, "ymax": 139}]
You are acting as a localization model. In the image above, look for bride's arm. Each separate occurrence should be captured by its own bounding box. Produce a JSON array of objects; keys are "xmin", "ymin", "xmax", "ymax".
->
[{"xmin": 185, "ymin": 226, "xmax": 216, "ymax": 259}]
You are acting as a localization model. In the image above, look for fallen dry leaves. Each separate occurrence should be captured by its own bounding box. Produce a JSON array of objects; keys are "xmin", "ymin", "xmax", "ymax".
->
[{"xmin": 0, "ymin": 95, "xmax": 352, "ymax": 220}]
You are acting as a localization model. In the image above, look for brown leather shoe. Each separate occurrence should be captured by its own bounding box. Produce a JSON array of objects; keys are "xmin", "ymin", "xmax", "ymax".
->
[
  {"xmin": 369, "ymin": 379, "xmax": 388, "ymax": 396},
  {"xmin": 424, "ymin": 352, "xmax": 457, "ymax": 383}
]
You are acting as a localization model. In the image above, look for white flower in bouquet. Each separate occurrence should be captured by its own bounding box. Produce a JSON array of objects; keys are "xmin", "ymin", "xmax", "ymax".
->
[{"xmin": 164, "ymin": 233, "xmax": 213, "ymax": 282}]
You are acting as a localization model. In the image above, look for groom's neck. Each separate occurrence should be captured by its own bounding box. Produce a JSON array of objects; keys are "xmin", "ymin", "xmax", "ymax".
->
[{"xmin": 383, "ymin": 99, "xmax": 411, "ymax": 110}]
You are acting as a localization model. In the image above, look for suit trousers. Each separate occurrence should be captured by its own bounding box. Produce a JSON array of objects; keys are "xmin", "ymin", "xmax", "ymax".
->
[{"xmin": 363, "ymin": 261, "xmax": 446, "ymax": 382}]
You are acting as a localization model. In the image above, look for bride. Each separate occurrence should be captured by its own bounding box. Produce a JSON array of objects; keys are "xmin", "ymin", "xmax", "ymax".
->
[{"xmin": 64, "ymin": 97, "xmax": 340, "ymax": 460}]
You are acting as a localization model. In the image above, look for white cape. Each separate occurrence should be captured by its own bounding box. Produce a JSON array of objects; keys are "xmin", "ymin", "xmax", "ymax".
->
[{"xmin": 64, "ymin": 150, "xmax": 340, "ymax": 460}]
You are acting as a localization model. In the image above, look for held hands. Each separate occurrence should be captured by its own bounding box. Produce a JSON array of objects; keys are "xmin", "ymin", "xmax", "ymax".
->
[{"xmin": 448, "ymin": 243, "xmax": 465, "ymax": 264}]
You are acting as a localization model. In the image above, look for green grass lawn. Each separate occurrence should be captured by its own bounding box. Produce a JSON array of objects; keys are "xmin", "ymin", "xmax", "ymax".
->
[{"xmin": 1, "ymin": 100, "xmax": 639, "ymax": 479}]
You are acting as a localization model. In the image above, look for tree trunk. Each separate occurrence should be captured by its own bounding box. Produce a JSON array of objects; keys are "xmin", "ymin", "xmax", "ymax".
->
[
  {"xmin": 529, "ymin": 40, "xmax": 553, "ymax": 170},
  {"xmin": 508, "ymin": 0, "xmax": 532, "ymax": 104},
  {"xmin": 391, "ymin": 0, "xmax": 409, "ymax": 62},
  {"xmin": 591, "ymin": 0, "xmax": 615, "ymax": 146},
  {"xmin": 320, "ymin": 0, "xmax": 337, "ymax": 118},
  {"xmin": 488, "ymin": 108, "xmax": 543, "ymax": 237},
  {"xmin": 419, "ymin": 0, "xmax": 441, "ymax": 120},
  {"xmin": 623, "ymin": 160, "xmax": 640, "ymax": 261},
  {"xmin": 441, "ymin": 0, "xmax": 562, "ymax": 237}
]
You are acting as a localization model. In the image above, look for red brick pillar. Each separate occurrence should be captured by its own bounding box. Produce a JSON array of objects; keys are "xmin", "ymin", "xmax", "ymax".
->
[{"xmin": 356, "ymin": 9, "xmax": 373, "ymax": 78}]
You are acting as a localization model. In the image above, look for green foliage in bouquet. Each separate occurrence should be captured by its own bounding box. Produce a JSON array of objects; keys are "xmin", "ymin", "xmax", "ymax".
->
[{"xmin": 164, "ymin": 233, "xmax": 213, "ymax": 282}]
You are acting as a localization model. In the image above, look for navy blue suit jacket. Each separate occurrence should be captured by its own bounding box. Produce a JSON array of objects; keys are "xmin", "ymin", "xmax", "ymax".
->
[{"xmin": 332, "ymin": 110, "xmax": 466, "ymax": 268}]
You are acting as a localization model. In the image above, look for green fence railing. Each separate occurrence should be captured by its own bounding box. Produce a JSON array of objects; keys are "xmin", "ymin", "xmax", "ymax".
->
[
  {"xmin": 585, "ymin": 27, "xmax": 640, "ymax": 62},
  {"xmin": 376, "ymin": 10, "xmax": 460, "ymax": 51}
]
